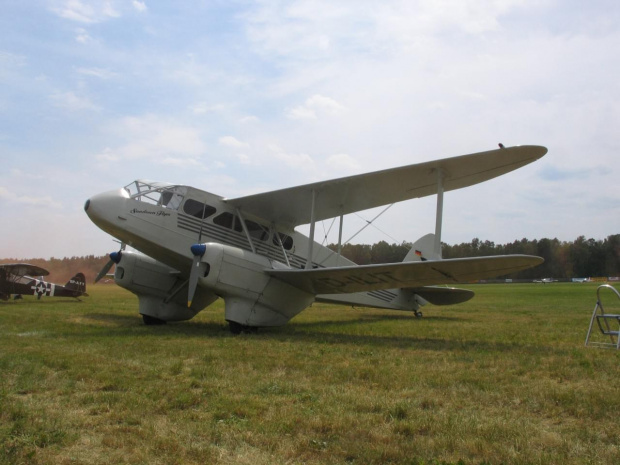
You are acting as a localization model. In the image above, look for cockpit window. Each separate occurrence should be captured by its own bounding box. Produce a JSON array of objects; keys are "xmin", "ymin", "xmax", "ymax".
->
[
  {"xmin": 124, "ymin": 181, "xmax": 187, "ymax": 211},
  {"xmin": 160, "ymin": 187, "xmax": 187, "ymax": 210},
  {"xmin": 183, "ymin": 199, "xmax": 216, "ymax": 219}
]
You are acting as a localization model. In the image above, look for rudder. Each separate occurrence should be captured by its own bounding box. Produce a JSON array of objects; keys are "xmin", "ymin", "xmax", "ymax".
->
[{"xmin": 65, "ymin": 272, "xmax": 87, "ymax": 295}]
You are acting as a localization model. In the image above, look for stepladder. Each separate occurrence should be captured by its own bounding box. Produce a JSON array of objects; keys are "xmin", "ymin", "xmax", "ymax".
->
[{"xmin": 585, "ymin": 284, "xmax": 620, "ymax": 349}]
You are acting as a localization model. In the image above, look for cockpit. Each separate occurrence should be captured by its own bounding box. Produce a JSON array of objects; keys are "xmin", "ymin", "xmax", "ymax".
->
[
  {"xmin": 123, "ymin": 180, "xmax": 294, "ymax": 252},
  {"xmin": 124, "ymin": 180, "xmax": 189, "ymax": 210}
]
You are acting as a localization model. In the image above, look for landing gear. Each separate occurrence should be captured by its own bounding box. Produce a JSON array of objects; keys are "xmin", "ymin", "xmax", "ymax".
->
[
  {"xmin": 228, "ymin": 321, "xmax": 258, "ymax": 335},
  {"xmin": 229, "ymin": 321, "xmax": 242, "ymax": 334},
  {"xmin": 142, "ymin": 314, "xmax": 167, "ymax": 325},
  {"xmin": 414, "ymin": 310, "xmax": 423, "ymax": 318}
]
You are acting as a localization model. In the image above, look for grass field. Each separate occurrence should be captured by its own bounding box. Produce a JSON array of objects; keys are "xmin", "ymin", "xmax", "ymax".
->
[{"xmin": 1, "ymin": 283, "xmax": 619, "ymax": 464}]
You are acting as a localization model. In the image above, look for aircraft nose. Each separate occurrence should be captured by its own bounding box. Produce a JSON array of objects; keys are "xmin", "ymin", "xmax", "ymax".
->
[{"xmin": 84, "ymin": 188, "xmax": 129, "ymax": 228}]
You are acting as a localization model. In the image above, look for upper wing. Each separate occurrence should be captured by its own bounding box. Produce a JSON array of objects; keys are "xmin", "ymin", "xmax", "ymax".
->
[
  {"xmin": 267, "ymin": 255, "xmax": 543, "ymax": 295},
  {"xmin": 225, "ymin": 145, "xmax": 547, "ymax": 228},
  {"xmin": 0, "ymin": 263, "xmax": 49, "ymax": 277}
]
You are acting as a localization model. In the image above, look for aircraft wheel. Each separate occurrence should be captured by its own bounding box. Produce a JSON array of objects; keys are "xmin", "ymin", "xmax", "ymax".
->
[
  {"xmin": 228, "ymin": 321, "xmax": 243, "ymax": 335},
  {"xmin": 415, "ymin": 311, "xmax": 423, "ymax": 318},
  {"xmin": 142, "ymin": 314, "xmax": 167, "ymax": 325},
  {"xmin": 228, "ymin": 321, "xmax": 258, "ymax": 334}
]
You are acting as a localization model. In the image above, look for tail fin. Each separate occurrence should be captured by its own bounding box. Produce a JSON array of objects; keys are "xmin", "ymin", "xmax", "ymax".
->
[
  {"xmin": 403, "ymin": 233, "xmax": 441, "ymax": 262},
  {"xmin": 65, "ymin": 272, "xmax": 87, "ymax": 295}
]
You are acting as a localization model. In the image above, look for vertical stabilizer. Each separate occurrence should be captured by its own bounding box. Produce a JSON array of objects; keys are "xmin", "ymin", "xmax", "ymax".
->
[
  {"xmin": 403, "ymin": 233, "xmax": 442, "ymax": 262},
  {"xmin": 65, "ymin": 272, "xmax": 87, "ymax": 294}
]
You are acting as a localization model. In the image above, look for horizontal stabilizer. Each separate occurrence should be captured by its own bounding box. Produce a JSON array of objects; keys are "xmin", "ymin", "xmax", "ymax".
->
[
  {"xmin": 408, "ymin": 286, "xmax": 474, "ymax": 305},
  {"xmin": 267, "ymin": 255, "xmax": 542, "ymax": 295}
]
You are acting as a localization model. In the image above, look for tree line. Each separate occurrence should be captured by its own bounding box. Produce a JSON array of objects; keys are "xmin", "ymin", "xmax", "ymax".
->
[
  {"xmin": 329, "ymin": 234, "xmax": 620, "ymax": 279},
  {"xmin": 2, "ymin": 234, "xmax": 618, "ymax": 283}
]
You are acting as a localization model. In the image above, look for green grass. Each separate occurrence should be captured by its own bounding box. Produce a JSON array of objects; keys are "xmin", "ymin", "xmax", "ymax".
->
[{"xmin": 1, "ymin": 283, "xmax": 619, "ymax": 464}]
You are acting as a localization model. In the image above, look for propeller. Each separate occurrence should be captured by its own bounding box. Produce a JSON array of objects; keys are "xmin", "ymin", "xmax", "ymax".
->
[
  {"xmin": 95, "ymin": 243, "xmax": 126, "ymax": 283},
  {"xmin": 188, "ymin": 243, "xmax": 208, "ymax": 308}
]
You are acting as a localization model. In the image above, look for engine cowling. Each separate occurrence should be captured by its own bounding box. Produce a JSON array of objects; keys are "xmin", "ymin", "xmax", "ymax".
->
[
  {"xmin": 195, "ymin": 243, "xmax": 315, "ymax": 327},
  {"xmin": 114, "ymin": 250, "xmax": 217, "ymax": 322}
]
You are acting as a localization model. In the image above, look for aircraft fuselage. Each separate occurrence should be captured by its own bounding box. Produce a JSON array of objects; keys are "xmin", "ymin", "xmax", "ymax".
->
[{"xmin": 84, "ymin": 181, "xmax": 408, "ymax": 326}]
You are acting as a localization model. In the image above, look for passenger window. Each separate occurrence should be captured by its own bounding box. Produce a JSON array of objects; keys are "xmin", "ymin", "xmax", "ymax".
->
[
  {"xmin": 213, "ymin": 212, "xmax": 243, "ymax": 232},
  {"xmin": 183, "ymin": 199, "xmax": 216, "ymax": 219},
  {"xmin": 273, "ymin": 232, "xmax": 294, "ymax": 250},
  {"xmin": 245, "ymin": 220, "xmax": 269, "ymax": 241}
]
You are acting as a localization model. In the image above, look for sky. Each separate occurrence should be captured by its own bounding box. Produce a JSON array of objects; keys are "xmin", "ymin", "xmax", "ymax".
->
[{"xmin": 1, "ymin": 0, "xmax": 619, "ymax": 259}]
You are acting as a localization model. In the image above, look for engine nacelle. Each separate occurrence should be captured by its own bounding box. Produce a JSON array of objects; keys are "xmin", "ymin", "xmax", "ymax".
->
[
  {"xmin": 114, "ymin": 250, "xmax": 217, "ymax": 322},
  {"xmin": 196, "ymin": 243, "xmax": 314, "ymax": 327}
]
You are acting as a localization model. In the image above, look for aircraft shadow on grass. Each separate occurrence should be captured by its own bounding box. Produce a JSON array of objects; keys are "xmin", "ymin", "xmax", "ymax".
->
[{"xmin": 76, "ymin": 311, "xmax": 534, "ymax": 354}]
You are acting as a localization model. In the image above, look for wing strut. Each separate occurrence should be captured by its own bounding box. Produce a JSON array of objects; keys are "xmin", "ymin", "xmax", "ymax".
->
[
  {"xmin": 306, "ymin": 189, "xmax": 317, "ymax": 269},
  {"xmin": 434, "ymin": 168, "xmax": 444, "ymax": 258},
  {"xmin": 236, "ymin": 209, "xmax": 256, "ymax": 254},
  {"xmin": 337, "ymin": 213, "xmax": 344, "ymax": 266},
  {"xmin": 275, "ymin": 228, "xmax": 292, "ymax": 267}
]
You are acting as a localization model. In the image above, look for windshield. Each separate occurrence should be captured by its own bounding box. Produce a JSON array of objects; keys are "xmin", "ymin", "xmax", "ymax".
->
[{"xmin": 124, "ymin": 180, "xmax": 188, "ymax": 210}]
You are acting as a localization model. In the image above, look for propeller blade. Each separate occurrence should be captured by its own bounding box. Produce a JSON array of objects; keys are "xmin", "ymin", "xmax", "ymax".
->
[
  {"xmin": 188, "ymin": 257, "xmax": 203, "ymax": 308},
  {"xmin": 94, "ymin": 250, "xmax": 123, "ymax": 283},
  {"xmin": 94, "ymin": 260, "xmax": 114, "ymax": 283},
  {"xmin": 188, "ymin": 244, "xmax": 207, "ymax": 308}
]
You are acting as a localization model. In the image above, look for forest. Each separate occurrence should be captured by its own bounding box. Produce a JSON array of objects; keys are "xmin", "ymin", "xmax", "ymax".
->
[{"xmin": 1, "ymin": 235, "xmax": 618, "ymax": 284}]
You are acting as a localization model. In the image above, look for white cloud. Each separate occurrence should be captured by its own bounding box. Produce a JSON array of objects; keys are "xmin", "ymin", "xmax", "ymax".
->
[
  {"xmin": 49, "ymin": 91, "xmax": 99, "ymax": 112},
  {"xmin": 287, "ymin": 94, "xmax": 345, "ymax": 120},
  {"xmin": 240, "ymin": 115, "xmax": 260, "ymax": 124},
  {"xmin": 50, "ymin": 0, "xmax": 120, "ymax": 24},
  {"xmin": 76, "ymin": 67, "xmax": 117, "ymax": 79},
  {"xmin": 269, "ymin": 144, "xmax": 315, "ymax": 169},
  {"xmin": 218, "ymin": 136, "xmax": 250, "ymax": 149},
  {"xmin": 160, "ymin": 157, "xmax": 202, "ymax": 167},
  {"xmin": 132, "ymin": 1, "xmax": 147, "ymax": 13},
  {"xmin": 325, "ymin": 153, "xmax": 361, "ymax": 174},
  {"xmin": 0, "ymin": 51, "xmax": 26, "ymax": 71},
  {"xmin": 236, "ymin": 154, "xmax": 253, "ymax": 165},
  {"xmin": 245, "ymin": 0, "xmax": 531, "ymax": 60},
  {"xmin": 287, "ymin": 105, "xmax": 317, "ymax": 120},
  {"xmin": 0, "ymin": 187, "xmax": 62, "ymax": 209},
  {"xmin": 95, "ymin": 115, "xmax": 207, "ymax": 167},
  {"xmin": 74, "ymin": 27, "xmax": 93, "ymax": 43},
  {"xmin": 94, "ymin": 147, "xmax": 118, "ymax": 162},
  {"xmin": 190, "ymin": 103, "xmax": 226, "ymax": 115}
]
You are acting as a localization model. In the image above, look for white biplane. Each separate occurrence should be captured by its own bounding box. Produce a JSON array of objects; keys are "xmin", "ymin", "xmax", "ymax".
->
[{"xmin": 85, "ymin": 144, "xmax": 546, "ymax": 333}]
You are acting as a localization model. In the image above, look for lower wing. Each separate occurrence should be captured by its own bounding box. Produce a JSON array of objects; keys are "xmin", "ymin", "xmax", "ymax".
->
[{"xmin": 267, "ymin": 255, "xmax": 542, "ymax": 295}]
